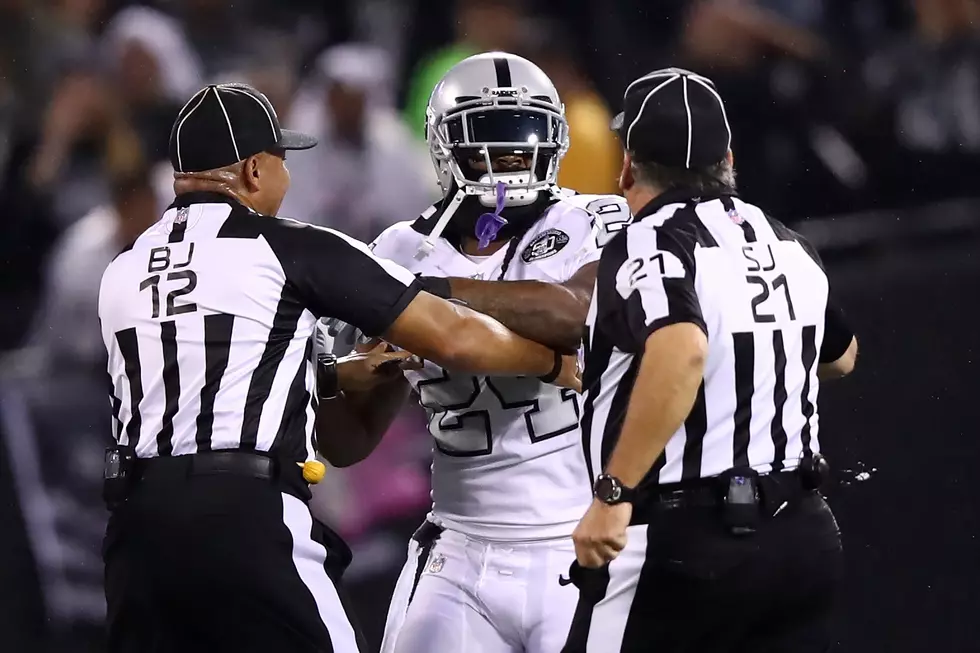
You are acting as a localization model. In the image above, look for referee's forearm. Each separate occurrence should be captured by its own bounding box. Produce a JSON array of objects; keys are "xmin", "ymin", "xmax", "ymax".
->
[
  {"xmin": 382, "ymin": 291, "xmax": 557, "ymax": 379},
  {"xmin": 315, "ymin": 380, "xmax": 408, "ymax": 467},
  {"xmin": 443, "ymin": 304, "xmax": 557, "ymax": 377},
  {"xmin": 348, "ymin": 378, "xmax": 411, "ymax": 439},
  {"xmin": 444, "ymin": 278, "xmax": 586, "ymax": 351},
  {"xmin": 605, "ymin": 324, "xmax": 706, "ymax": 488}
]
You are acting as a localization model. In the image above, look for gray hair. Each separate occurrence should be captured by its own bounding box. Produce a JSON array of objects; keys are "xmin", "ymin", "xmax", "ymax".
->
[{"xmin": 630, "ymin": 157, "xmax": 737, "ymax": 194}]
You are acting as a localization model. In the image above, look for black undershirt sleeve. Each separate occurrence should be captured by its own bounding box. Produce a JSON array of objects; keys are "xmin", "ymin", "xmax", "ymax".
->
[
  {"xmin": 821, "ymin": 297, "xmax": 853, "ymax": 363},
  {"xmin": 262, "ymin": 219, "xmax": 422, "ymax": 336}
]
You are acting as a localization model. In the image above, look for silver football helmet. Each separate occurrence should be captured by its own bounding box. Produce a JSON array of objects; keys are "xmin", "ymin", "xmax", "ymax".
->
[{"xmin": 417, "ymin": 52, "xmax": 569, "ymax": 256}]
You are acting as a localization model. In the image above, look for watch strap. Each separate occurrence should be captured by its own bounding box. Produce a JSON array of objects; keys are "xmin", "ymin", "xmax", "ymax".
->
[{"xmin": 317, "ymin": 353, "xmax": 339, "ymax": 401}]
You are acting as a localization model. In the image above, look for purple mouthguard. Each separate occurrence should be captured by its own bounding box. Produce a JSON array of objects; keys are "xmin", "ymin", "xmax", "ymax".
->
[{"xmin": 475, "ymin": 182, "xmax": 509, "ymax": 250}]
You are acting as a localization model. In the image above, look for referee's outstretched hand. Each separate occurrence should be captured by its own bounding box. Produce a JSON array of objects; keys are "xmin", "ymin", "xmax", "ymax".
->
[
  {"xmin": 337, "ymin": 342, "xmax": 422, "ymax": 393},
  {"xmin": 572, "ymin": 498, "xmax": 633, "ymax": 568}
]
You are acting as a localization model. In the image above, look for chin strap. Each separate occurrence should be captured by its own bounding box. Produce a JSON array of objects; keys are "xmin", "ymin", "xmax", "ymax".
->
[
  {"xmin": 414, "ymin": 184, "xmax": 568, "ymax": 261},
  {"xmin": 415, "ymin": 188, "xmax": 466, "ymax": 260}
]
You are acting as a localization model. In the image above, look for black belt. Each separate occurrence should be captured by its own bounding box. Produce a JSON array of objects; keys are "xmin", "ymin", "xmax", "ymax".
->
[
  {"xmin": 412, "ymin": 520, "xmax": 445, "ymax": 547},
  {"xmin": 135, "ymin": 451, "xmax": 277, "ymax": 482},
  {"xmin": 120, "ymin": 450, "xmax": 314, "ymax": 504},
  {"xmin": 630, "ymin": 469, "xmax": 812, "ymax": 525},
  {"xmin": 407, "ymin": 521, "xmax": 445, "ymax": 606}
]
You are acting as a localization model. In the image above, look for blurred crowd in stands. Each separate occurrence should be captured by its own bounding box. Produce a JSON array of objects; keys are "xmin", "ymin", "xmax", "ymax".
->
[{"xmin": 1, "ymin": 0, "xmax": 979, "ymax": 650}]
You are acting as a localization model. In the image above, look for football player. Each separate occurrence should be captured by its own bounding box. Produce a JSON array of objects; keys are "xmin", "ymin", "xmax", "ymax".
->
[{"xmin": 325, "ymin": 52, "xmax": 631, "ymax": 653}]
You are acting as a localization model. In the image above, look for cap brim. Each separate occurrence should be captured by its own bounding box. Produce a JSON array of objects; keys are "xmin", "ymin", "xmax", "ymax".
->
[
  {"xmin": 279, "ymin": 129, "xmax": 318, "ymax": 150},
  {"xmin": 610, "ymin": 112, "xmax": 625, "ymax": 133}
]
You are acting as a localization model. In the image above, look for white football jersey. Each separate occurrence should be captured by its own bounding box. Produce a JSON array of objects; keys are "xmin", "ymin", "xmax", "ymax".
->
[{"xmin": 371, "ymin": 190, "xmax": 631, "ymax": 540}]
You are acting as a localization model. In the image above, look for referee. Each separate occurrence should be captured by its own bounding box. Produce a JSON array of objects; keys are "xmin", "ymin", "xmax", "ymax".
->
[
  {"xmin": 98, "ymin": 83, "xmax": 577, "ymax": 653},
  {"xmin": 562, "ymin": 68, "xmax": 858, "ymax": 652}
]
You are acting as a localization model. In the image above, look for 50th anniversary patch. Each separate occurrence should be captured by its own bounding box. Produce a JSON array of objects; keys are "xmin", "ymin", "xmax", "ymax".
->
[{"xmin": 521, "ymin": 229, "xmax": 570, "ymax": 263}]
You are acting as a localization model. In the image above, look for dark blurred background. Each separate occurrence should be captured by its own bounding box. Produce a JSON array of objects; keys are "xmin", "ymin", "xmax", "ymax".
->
[{"xmin": 0, "ymin": 0, "xmax": 978, "ymax": 651}]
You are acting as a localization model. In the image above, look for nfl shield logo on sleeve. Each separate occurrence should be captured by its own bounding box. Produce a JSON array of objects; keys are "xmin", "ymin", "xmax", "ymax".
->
[
  {"xmin": 427, "ymin": 554, "xmax": 446, "ymax": 574},
  {"xmin": 521, "ymin": 229, "xmax": 570, "ymax": 263}
]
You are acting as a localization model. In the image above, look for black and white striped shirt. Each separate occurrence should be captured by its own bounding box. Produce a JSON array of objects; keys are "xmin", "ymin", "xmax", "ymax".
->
[
  {"xmin": 99, "ymin": 191, "xmax": 420, "ymax": 461},
  {"xmin": 581, "ymin": 187, "xmax": 851, "ymax": 489}
]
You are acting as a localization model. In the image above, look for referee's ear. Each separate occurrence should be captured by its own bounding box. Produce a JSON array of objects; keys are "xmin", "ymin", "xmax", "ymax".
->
[
  {"xmin": 618, "ymin": 151, "xmax": 635, "ymax": 194},
  {"xmin": 243, "ymin": 154, "xmax": 262, "ymax": 192}
]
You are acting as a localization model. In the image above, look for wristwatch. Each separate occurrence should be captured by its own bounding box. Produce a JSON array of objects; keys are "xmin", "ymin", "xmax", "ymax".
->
[
  {"xmin": 317, "ymin": 353, "xmax": 339, "ymax": 401},
  {"xmin": 593, "ymin": 474, "xmax": 636, "ymax": 505}
]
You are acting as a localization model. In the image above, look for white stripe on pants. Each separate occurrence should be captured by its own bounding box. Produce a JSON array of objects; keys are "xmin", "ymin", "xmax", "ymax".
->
[
  {"xmin": 577, "ymin": 525, "xmax": 649, "ymax": 653},
  {"xmin": 380, "ymin": 537, "xmax": 424, "ymax": 653},
  {"xmin": 281, "ymin": 492, "xmax": 361, "ymax": 653}
]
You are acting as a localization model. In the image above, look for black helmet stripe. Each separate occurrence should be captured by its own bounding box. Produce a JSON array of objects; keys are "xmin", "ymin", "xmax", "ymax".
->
[{"xmin": 493, "ymin": 57, "xmax": 512, "ymax": 87}]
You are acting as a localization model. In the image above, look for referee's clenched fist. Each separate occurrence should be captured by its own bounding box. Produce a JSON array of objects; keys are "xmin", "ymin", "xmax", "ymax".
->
[
  {"xmin": 99, "ymin": 83, "xmax": 581, "ymax": 653},
  {"xmin": 572, "ymin": 499, "xmax": 631, "ymax": 568}
]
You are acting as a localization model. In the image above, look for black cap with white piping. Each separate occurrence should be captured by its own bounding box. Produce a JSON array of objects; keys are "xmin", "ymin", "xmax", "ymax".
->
[
  {"xmin": 168, "ymin": 83, "xmax": 318, "ymax": 173},
  {"xmin": 610, "ymin": 68, "xmax": 731, "ymax": 169}
]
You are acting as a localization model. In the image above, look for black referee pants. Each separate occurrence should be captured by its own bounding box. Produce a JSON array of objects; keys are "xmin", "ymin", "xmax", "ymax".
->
[
  {"xmin": 562, "ymin": 492, "xmax": 843, "ymax": 653},
  {"xmin": 103, "ymin": 460, "xmax": 364, "ymax": 653}
]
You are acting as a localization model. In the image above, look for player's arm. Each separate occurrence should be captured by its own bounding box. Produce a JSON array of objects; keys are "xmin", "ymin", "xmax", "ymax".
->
[
  {"xmin": 268, "ymin": 221, "xmax": 579, "ymax": 388},
  {"xmin": 418, "ymin": 262, "xmax": 597, "ymax": 353},
  {"xmin": 416, "ymin": 200, "xmax": 629, "ymax": 352},
  {"xmin": 602, "ymin": 229, "xmax": 708, "ymax": 486}
]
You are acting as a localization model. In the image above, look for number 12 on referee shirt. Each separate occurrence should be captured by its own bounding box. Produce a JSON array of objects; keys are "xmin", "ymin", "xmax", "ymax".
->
[{"xmin": 139, "ymin": 244, "xmax": 199, "ymax": 319}]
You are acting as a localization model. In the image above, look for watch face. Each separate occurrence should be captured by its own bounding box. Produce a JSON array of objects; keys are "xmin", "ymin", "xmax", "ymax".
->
[
  {"xmin": 609, "ymin": 484, "xmax": 622, "ymax": 501},
  {"xmin": 596, "ymin": 476, "xmax": 622, "ymax": 502}
]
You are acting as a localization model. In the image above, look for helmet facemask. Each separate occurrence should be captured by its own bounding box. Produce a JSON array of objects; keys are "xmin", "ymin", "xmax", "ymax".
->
[{"xmin": 427, "ymin": 92, "xmax": 569, "ymax": 209}]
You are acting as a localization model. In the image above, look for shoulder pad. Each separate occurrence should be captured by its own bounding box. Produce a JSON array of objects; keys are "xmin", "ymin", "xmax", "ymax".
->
[
  {"xmin": 554, "ymin": 194, "xmax": 632, "ymax": 248},
  {"xmin": 370, "ymin": 220, "xmax": 424, "ymax": 263},
  {"xmin": 408, "ymin": 201, "xmax": 445, "ymax": 237}
]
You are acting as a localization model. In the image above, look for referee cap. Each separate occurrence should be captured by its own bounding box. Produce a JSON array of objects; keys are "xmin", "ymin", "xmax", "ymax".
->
[
  {"xmin": 168, "ymin": 83, "xmax": 318, "ymax": 173},
  {"xmin": 610, "ymin": 68, "xmax": 731, "ymax": 169}
]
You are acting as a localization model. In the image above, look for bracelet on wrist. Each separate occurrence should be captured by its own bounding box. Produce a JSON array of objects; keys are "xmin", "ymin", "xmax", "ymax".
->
[{"xmin": 538, "ymin": 350, "xmax": 562, "ymax": 384}]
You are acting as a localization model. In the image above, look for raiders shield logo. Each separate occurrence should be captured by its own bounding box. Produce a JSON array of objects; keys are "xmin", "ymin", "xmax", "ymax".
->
[{"xmin": 520, "ymin": 229, "xmax": 570, "ymax": 263}]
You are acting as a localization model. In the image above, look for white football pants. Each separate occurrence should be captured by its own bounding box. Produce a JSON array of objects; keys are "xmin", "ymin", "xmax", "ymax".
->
[{"xmin": 381, "ymin": 525, "xmax": 580, "ymax": 653}]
